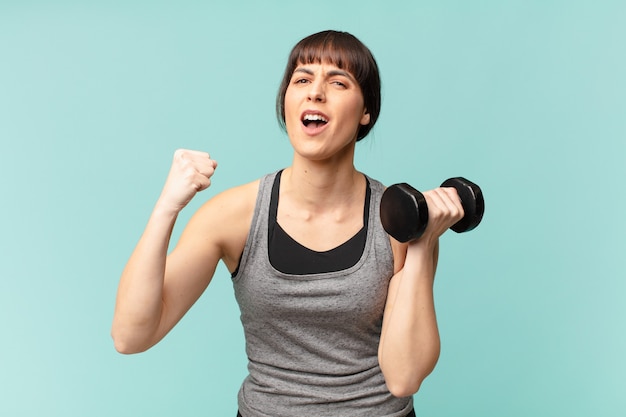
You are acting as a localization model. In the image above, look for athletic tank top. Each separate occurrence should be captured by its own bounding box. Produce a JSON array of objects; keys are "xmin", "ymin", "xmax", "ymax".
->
[{"xmin": 232, "ymin": 171, "xmax": 413, "ymax": 417}]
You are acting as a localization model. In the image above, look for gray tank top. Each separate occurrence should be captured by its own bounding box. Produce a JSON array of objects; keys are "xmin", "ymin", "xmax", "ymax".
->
[{"xmin": 233, "ymin": 171, "xmax": 413, "ymax": 417}]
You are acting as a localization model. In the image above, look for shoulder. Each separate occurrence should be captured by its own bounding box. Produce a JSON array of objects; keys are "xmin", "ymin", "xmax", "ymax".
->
[
  {"xmin": 204, "ymin": 170, "xmax": 279, "ymax": 214},
  {"xmin": 199, "ymin": 178, "xmax": 261, "ymax": 218},
  {"xmin": 366, "ymin": 175, "xmax": 408, "ymax": 274},
  {"xmin": 363, "ymin": 174, "xmax": 385, "ymax": 195}
]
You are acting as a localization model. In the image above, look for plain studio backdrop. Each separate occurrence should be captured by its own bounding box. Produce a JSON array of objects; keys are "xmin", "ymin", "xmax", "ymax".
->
[{"xmin": 1, "ymin": 1, "xmax": 624, "ymax": 416}]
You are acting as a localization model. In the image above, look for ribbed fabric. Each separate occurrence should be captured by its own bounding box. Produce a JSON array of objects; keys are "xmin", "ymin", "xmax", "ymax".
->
[{"xmin": 232, "ymin": 171, "xmax": 413, "ymax": 417}]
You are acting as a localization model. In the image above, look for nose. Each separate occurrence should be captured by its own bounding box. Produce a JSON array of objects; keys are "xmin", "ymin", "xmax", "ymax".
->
[{"xmin": 307, "ymin": 80, "xmax": 325, "ymax": 102}]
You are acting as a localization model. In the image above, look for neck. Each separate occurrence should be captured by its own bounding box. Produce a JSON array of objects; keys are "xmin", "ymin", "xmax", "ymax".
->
[{"xmin": 283, "ymin": 155, "xmax": 363, "ymax": 211}]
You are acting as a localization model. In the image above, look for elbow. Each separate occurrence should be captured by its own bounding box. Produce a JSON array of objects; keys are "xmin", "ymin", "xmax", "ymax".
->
[
  {"xmin": 111, "ymin": 311, "xmax": 162, "ymax": 354},
  {"xmin": 112, "ymin": 334, "xmax": 137, "ymax": 355},
  {"xmin": 112, "ymin": 338, "xmax": 142, "ymax": 355},
  {"xmin": 385, "ymin": 376, "xmax": 424, "ymax": 398},
  {"xmin": 381, "ymin": 350, "xmax": 440, "ymax": 398},
  {"xmin": 111, "ymin": 327, "xmax": 151, "ymax": 355}
]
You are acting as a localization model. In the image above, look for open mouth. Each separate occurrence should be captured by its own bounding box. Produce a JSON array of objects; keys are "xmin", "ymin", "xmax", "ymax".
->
[{"xmin": 301, "ymin": 113, "xmax": 328, "ymax": 128}]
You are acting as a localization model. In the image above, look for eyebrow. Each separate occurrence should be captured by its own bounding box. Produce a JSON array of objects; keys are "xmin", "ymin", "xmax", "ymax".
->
[{"xmin": 293, "ymin": 67, "xmax": 356, "ymax": 82}]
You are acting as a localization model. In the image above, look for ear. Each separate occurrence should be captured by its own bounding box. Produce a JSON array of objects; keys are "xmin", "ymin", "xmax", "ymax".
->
[{"xmin": 360, "ymin": 108, "xmax": 370, "ymax": 126}]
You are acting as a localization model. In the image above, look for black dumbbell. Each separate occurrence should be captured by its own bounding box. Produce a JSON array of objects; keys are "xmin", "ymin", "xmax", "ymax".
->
[{"xmin": 380, "ymin": 177, "xmax": 484, "ymax": 243}]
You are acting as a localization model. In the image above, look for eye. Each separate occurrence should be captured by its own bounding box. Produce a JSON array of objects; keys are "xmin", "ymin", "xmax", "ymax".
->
[
  {"xmin": 293, "ymin": 78, "xmax": 310, "ymax": 85},
  {"xmin": 331, "ymin": 80, "xmax": 348, "ymax": 88}
]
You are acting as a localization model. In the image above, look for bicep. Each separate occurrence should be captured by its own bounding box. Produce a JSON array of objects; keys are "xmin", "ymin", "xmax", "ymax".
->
[{"xmin": 150, "ymin": 202, "xmax": 226, "ymax": 344}]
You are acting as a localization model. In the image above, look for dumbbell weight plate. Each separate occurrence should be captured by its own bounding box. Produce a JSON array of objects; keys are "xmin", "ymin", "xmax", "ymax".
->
[
  {"xmin": 440, "ymin": 177, "xmax": 484, "ymax": 233},
  {"xmin": 380, "ymin": 183, "xmax": 429, "ymax": 243}
]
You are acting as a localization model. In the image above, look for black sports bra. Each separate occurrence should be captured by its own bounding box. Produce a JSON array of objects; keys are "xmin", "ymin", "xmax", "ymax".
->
[{"xmin": 268, "ymin": 170, "xmax": 370, "ymax": 275}]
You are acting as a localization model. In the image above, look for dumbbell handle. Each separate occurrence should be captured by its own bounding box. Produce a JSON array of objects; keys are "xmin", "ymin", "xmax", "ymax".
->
[
  {"xmin": 441, "ymin": 177, "xmax": 484, "ymax": 233},
  {"xmin": 380, "ymin": 177, "xmax": 484, "ymax": 243}
]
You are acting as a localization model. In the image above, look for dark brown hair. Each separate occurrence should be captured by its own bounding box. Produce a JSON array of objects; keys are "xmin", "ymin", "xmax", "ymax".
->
[{"xmin": 276, "ymin": 30, "xmax": 381, "ymax": 141}]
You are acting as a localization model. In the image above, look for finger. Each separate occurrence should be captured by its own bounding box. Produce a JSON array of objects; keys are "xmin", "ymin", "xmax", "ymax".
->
[
  {"xmin": 437, "ymin": 188, "xmax": 463, "ymax": 213},
  {"xmin": 426, "ymin": 189, "xmax": 462, "ymax": 223},
  {"xmin": 425, "ymin": 188, "xmax": 447, "ymax": 212},
  {"xmin": 174, "ymin": 150, "xmax": 216, "ymax": 177},
  {"xmin": 186, "ymin": 151, "xmax": 217, "ymax": 174},
  {"xmin": 174, "ymin": 149, "xmax": 213, "ymax": 166},
  {"xmin": 191, "ymin": 172, "xmax": 212, "ymax": 192},
  {"xmin": 179, "ymin": 149, "xmax": 210, "ymax": 159},
  {"xmin": 432, "ymin": 188, "xmax": 464, "ymax": 224},
  {"xmin": 196, "ymin": 159, "xmax": 218, "ymax": 178}
]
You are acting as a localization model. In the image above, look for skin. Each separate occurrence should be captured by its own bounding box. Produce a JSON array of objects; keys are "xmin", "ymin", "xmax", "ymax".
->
[{"xmin": 111, "ymin": 60, "xmax": 464, "ymax": 398}]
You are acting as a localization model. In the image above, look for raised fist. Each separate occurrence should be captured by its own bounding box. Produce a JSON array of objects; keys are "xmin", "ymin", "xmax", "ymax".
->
[{"xmin": 157, "ymin": 149, "xmax": 218, "ymax": 213}]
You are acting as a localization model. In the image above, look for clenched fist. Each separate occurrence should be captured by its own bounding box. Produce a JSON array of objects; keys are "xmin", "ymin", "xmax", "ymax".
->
[
  {"xmin": 156, "ymin": 149, "xmax": 218, "ymax": 213},
  {"xmin": 419, "ymin": 187, "xmax": 465, "ymax": 245}
]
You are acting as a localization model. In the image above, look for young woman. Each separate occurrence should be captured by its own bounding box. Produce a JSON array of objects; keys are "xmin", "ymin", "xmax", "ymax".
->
[{"xmin": 112, "ymin": 30, "xmax": 464, "ymax": 417}]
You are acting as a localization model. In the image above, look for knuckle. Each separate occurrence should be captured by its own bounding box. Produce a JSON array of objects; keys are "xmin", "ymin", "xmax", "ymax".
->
[{"xmin": 174, "ymin": 149, "xmax": 190, "ymax": 166}]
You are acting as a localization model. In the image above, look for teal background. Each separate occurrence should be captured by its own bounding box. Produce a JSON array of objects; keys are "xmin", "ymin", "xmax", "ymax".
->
[{"xmin": 1, "ymin": 1, "xmax": 624, "ymax": 416}]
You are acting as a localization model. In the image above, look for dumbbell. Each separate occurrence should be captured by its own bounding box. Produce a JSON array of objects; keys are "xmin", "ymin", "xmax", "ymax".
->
[{"xmin": 380, "ymin": 177, "xmax": 484, "ymax": 243}]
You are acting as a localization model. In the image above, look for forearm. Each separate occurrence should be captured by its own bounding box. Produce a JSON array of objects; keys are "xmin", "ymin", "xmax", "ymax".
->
[
  {"xmin": 379, "ymin": 241, "xmax": 440, "ymax": 397},
  {"xmin": 111, "ymin": 205, "xmax": 178, "ymax": 353}
]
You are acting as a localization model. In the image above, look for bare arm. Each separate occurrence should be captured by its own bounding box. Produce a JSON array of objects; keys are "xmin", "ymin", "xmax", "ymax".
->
[
  {"xmin": 378, "ymin": 187, "xmax": 464, "ymax": 397},
  {"xmin": 111, "ymin": 149, "xmax": 221, "ymax": 354}
]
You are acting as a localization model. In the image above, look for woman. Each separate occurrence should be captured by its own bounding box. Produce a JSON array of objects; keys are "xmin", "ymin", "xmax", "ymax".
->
[{"xmin": 112, "ymin": 30, "xmax": 464, "ymax": 417}]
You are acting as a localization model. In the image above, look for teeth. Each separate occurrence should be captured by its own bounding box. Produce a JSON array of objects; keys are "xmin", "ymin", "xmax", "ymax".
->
[{"xmin": 303, "ymin": 114, "xmax": 328, "ymax": 122}]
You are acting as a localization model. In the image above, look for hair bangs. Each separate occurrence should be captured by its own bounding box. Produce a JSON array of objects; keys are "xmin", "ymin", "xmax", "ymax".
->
[{"xmin": 292, "ymin": 34, "xmax": 363, "ymax": 81}]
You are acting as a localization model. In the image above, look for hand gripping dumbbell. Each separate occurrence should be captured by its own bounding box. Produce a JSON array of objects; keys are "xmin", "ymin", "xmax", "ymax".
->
[{"xmin": 380, "ymin": 177, "xmax": 485, "ymax": 243}]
